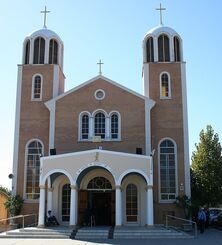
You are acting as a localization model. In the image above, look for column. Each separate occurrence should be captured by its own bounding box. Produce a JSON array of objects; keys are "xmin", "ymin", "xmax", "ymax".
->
[
  {"xmin": 70, "ymin": 185, "xmax": 78, "ymax": 226},
  {"xmin": 38, "ymin": 185, "xmax": 46, "ymax": 227},
  {"xmin": 146, "ymin": 185, "xmax": 154, "ymax": 226},
  {"xmin": 115, "ymin": 185, "xmax": 122, "ymax": 226},
  {"xmin": 47, "ymin": 187, "xmax": 53, "ymax": 212},
  {"xmin": 106, "ymin": 116, "xmax": 110, "ymax": 139}
]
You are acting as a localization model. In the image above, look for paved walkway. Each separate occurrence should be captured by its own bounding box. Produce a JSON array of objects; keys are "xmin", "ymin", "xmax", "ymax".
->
[{"xmin": 0, "ymin": 228, "xmax": 221, "ymax": 245}]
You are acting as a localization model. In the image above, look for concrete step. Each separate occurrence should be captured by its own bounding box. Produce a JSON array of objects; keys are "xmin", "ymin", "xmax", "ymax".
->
[
  {"xmin": 74, "ymin": 227, "xmax": 110, "ymax": 240},
  {"xmin": 0, "ymin": 227, "xmax": 72, "ymax": 239}
]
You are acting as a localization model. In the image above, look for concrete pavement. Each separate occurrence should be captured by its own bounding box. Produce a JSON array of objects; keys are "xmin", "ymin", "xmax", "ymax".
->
[{"xmin": 0, "ymin": 228, "xmax": 221, "ymax": 245}]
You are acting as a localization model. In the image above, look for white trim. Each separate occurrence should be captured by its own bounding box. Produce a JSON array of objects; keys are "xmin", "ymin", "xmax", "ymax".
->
[
  {"xmin": 45, "ymin": 75, "xmax": 148, "ymax": 104},
  {"xmin": 44, "ymin": 38, "xmax": 49, "ymax": 64},
  {"xmin": 159, "ymin": 71, "xmax": 172, "ymax": 99},
  {"xmin": 12, "ymin": 65, "xmax": 23, "ymax": 195},
  {"xmin": 78, "ymin": 111, "xmax": 91, "ymax": 141},
  {"xmin": 143, "ymin": 63, "xmax": 149, "ymax": 97},
  {"xmin": 31, "ymin": 73, "xmax": 43, "ymax": 101},
  {"xmin": 23, "ymin": 138, "xmax": 44, "ymax": 201},
  {"xmin": 181, "ymin": 63, "xmax": 190, "ymax": 197},
  {"xmin": 172, "ymin": 35, "xmax": 183, "ymax": 62},
  {"xmin": 53, "ymin": 65, "xmax": 60, "ymax": 97},
  {"xmin": 94, "ymin": 89, "xmax": 105, "ymax": 100},
  {"xmin": 145, "ymin": 98, "xmax": 155, "ymax": 155},
  {"xmin": 158, "ymin": 138, "xmax": 178, "ymax": 203},
  {"xmin": 40, "ymin": 168, "xmax": 75, "ymax": 186},
  {"xmin": 117, "ymin": 169, "xmax": 150, "ymax": 186},
  {"xmin": 45, "ymin": 100, "xmax": 56, "ymax": 150},
  {"xmin": 22, "ymin": 39, "xmax": 30, "ymax": 64},
  {"xmin": 41, "ymin": 148, "xmax": 151, "ymax": 161},
  {"xmin": 109, "ymin": 110, "xmax": 121, "ymax": 141}
]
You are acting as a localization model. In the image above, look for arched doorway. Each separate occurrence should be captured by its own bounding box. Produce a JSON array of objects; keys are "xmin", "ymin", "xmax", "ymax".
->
[{"xmin": 77, "ymin": 168, "xmax": 115, "ymax": 226}]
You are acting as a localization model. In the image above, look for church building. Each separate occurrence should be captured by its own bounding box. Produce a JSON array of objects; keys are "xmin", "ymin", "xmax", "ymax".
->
[{"xmin": 12, "ymin": 7, "xmax": 190, "ymax": 227}]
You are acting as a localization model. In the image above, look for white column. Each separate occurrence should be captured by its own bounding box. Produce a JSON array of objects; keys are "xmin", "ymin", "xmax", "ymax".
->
[
  {"xmin": 38, "ymin": 185, "xmax": 46, "ymax": 227},
  {"xmin": 29, "ymin": 38, "xmax": 34, "ymax": 64},
  {"xmin": 45, "ymin": 39, "xmax": 49, "ymax": 64},
  {"xmin": 47, "ymin": 188, "xmax": 53, "ymax": 212},
  {"xmin": 146, "ymin": 185, "xmax": 154, "ymax": 226},
  {"xmin": 115, "ymin": 185, "xmax": 122, "ymax": 226},
  {"xmin": 89, "ymin": 116, "xmax": 93, "ymax": 139},
  {"xmin": 106, "ymin": 116, "xmax": 110, "ymax": 139},
  {"xmin": 70, "ymin": 185, "xmax": 78, "ymax": 226}
]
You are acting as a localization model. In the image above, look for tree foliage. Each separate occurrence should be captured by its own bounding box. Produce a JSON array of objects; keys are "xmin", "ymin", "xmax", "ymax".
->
[
  {"xmin": 191, "ymin": 125, "xmax": 222, "ymax": 206},
  {"xmin": 4, "ymin": 195, "xmax": 24, "ymax": 216}
]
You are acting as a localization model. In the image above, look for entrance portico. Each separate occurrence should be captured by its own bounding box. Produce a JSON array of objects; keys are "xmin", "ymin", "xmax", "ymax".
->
[{"xmin": 38, "ymin": 149, "xmax": 153, "ymax": 227}]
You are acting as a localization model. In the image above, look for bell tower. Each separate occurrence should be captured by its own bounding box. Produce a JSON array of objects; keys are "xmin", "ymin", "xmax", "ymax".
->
[
  {"xmin": 142, "ymin": 5, "xmax": 190, "ymax": 222},
  {"xmin": 12, "ymin": 8, "xmax": 65, "ymax": 203}
]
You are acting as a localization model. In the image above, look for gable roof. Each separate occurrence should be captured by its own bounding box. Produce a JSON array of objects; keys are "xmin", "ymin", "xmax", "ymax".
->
[{"xmin": 47, "ymin": 75, "xmax": 147, "ymax": 103}]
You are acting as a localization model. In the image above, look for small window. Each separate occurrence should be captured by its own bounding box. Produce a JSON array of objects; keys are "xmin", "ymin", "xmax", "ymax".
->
[
  {"xmin": 32, "ymin": 75, "xmax": 42, "ymax": 100},
  {"xmin": 94, "ymin": 89, "xmax": 105, "ymax": 100},
  {"xmin": 126, "ymin": 184, "xmax": 138, "ymax": 222},
  {"xmin": 111, "ymin": 114, "xmax": 118, "ymax": 139},
  {"xmin": 81, "ymin": 114, "xmax": 89, "ymax": 140},
  {"xmin": 136, "ymin": 148, "xmax": 142, "ymax": 155},
  {"xmin": 174, "ymin": 36, "xmax": 181, "ymax": 62},
  {"xmin": 49, "ymin": 39, "xmax": 58, "ymax": 64},
  {"xmin": 158, "ymin": 34, "xmax": 170, "ymax": 62},
  {"xmin": 25, "ymin": 40, "xmax": 30, "ymax": 64},
  {"xmin": 94, "ymin": 112, "xmax": 105, "ymax": 139},
  {"xmin": 33, "ymin": 37, "xmax": 45, "ymax": 64},
  {"xmin": 146, "ymin": 37, "xmax": 154, "ymax": 62},
  {"xmin": 160, "ymin": 73, "xmax": 170, "ymax": 98}
]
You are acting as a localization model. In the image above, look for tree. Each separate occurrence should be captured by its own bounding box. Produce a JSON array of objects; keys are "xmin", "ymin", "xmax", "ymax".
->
[
  {"xmin": 4, "ymin": 194, "xmax": 23, "ymax": 217},
  {"xmin": 191, "ymin": 125, "xmax": 222, "ymax": 206}
]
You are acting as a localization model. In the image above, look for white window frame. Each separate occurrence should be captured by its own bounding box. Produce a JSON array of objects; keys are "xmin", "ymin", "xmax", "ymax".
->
[
  {"xmin": 23, "ymin": 138, "xmax": 44, "ymax": 202},
  {"xmin": 159, "ymin": 71, "xmax": 171, "ymax": 99},
  {"xmin": 109, "ymin": 111, "xmax": 121, "ymax": 141},
  {"xmin": 78, "ymin": 109, "xmax": 121, "ymax": 142},
  {"xmin": 158, "ymin": 137, "xmax": 178, "ymax": 203},
  {"xmin": 31, "ymin": 73, "xmax": 43, "ymax": 101}
]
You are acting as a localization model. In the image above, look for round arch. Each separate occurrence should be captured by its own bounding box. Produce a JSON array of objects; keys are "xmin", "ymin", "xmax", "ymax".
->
[
  {"xmin": 117, "ymin": 169, "xmax": 150, "ymax": 186},
  {"xmin": 41, "ymin": 169, "xmax": 74, "ymax": 186}
]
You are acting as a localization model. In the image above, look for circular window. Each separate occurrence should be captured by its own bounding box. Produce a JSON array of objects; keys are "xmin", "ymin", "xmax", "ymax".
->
[{"xmin": 94, "ymin": 89, "xmax": 105, "ymax": 100}]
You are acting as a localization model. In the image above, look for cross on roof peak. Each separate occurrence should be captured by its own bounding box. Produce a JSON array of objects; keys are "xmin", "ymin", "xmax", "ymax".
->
[
  {"xmin": 97, "ymin": 59, "xmax": 104, "ymax": 75},
  {"xmin": 40, "ymin": 6, "xmax": 51, "ymax": 29},
  {"xmin": 156, "ymin": 3, "xmax": 166, "ymax": 25}
]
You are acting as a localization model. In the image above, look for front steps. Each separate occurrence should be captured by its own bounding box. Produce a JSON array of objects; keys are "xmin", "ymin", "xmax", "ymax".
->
[
  {"xmin": 0, "ymin": 227, "xmax": 72, "ymax": 239},
  {"xmin": 113, "ymin": 226, "xmax": 191, "ymax": 239},
  {"xmin": 0, "ymin": 225, "xmax": 192, "ymax": 239}
]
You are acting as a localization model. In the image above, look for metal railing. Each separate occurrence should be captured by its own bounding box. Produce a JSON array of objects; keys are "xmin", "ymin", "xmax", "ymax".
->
[
  {"xmin": 0, "ymin": 213, "xmax": 38, "ymax": 233},
  {"xmin": 166, "ymin": 215, "xmax": 197, "ymax": 238}
]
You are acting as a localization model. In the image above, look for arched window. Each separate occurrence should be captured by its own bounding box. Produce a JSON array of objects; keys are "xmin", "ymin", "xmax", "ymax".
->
[
  {"xmin": 81, "ymin": 114, "xmax": 89, "ymax": 140},
  {"xmin": 87, "ymin": 177, "xmax": 112, "ymax": 190},
  {"xmin": 160, "ymin": 73, "xmax": 170, "ymax": 98},
  {"xmin": 25, "ymin": 140, "xmax": 43, "ymax": 199},
  {"xmin": 111, "ymin": 113, "xmax": 119, "ymax": 139},
  {"xmin": 32, "ymin": 75, "xmax": 42, "ymax": 100},
  {"xmin": 49, "ymin": 39, "xmax": 58, "ymax": 64},
  {"xmin": 146, "ymin": 37, "xmax": 154, "ymax": 62},
  {"xmin": 33, "ymin": 37, "xmax": 45, "ymax": 64},
  {"xmin": 94, "ymin": 112, "xmax": 105, "ymax": 139},
  {"xmin": 126, "ymin": 184, "xmax": 138, "ymax": 222},
  {"xmin": 62, "ymin": 184, "xmax": 71, "ymax": 221},
  {"xmin": 159, "ymin": 139, "xmax": 177, "ymax": 201},
  {"xmin": 158, "ymin": 34, "xmax": 170, "ymax": 62},
  {"xmin": 174, "ymin": 36, "xmax": 181, "ymax": 62},
  {"xmin": 24, "ymin": 40, "xmax": 30, "ymax": 64}
]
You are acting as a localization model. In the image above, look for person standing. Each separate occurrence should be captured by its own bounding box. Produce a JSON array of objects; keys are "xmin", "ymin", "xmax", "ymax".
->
[{"xmin": 198, "ymin": 207, "xmax": 206, "ymax": 233}]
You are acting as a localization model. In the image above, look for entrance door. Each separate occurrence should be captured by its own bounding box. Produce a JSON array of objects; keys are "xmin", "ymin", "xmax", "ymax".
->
[{"xmin": 91, "ymin": 192, "xmax": 111, "ymax": 226}]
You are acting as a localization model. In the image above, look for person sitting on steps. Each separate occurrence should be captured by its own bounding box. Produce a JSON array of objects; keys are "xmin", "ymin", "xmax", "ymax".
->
[{"xmin": 47, "ymin": 210, "xmax": 59, "ymax": 226}]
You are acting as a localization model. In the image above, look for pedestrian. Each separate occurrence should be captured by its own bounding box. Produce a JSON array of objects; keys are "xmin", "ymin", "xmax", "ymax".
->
[{"xmin": 198, "ymin": 207, "xmax": 206, "ymax": 233}]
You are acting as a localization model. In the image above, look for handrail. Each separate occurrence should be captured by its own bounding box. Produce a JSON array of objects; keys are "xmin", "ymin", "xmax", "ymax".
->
[
  {"xmin": 166, "ymin": 215, "xmax": 197, "ymax": 238},
  {"xmin": 0, "ymin": 213, "xmax": 38, "ymax": 229}
]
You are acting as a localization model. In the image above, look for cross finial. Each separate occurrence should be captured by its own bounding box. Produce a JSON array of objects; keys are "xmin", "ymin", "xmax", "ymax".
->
[
  {"xmin": 156, "ymin": 3, "xmax": 166, "ymax": 25},
  {"xmin": 97, "ymin": 59, "xmax": 104, "ymax": 75},
  {"xmin": 40, "ymin": 6, "xmax": 51, "ymax": 29}
]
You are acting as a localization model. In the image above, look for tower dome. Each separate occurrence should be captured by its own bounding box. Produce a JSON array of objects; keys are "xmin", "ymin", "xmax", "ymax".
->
[
  {"xmin": 22, "ymin": 28, "xmax": 64, "ymax": 68},
  {"xmin": 142, "ymin": 24, "xmax": 183, "ymax": 63}
]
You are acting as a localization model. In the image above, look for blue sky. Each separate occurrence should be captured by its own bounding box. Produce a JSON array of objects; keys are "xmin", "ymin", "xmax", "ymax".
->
[{"xmin": 0, "ymin": 0, "xmax": 222, "ymax": 188}]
